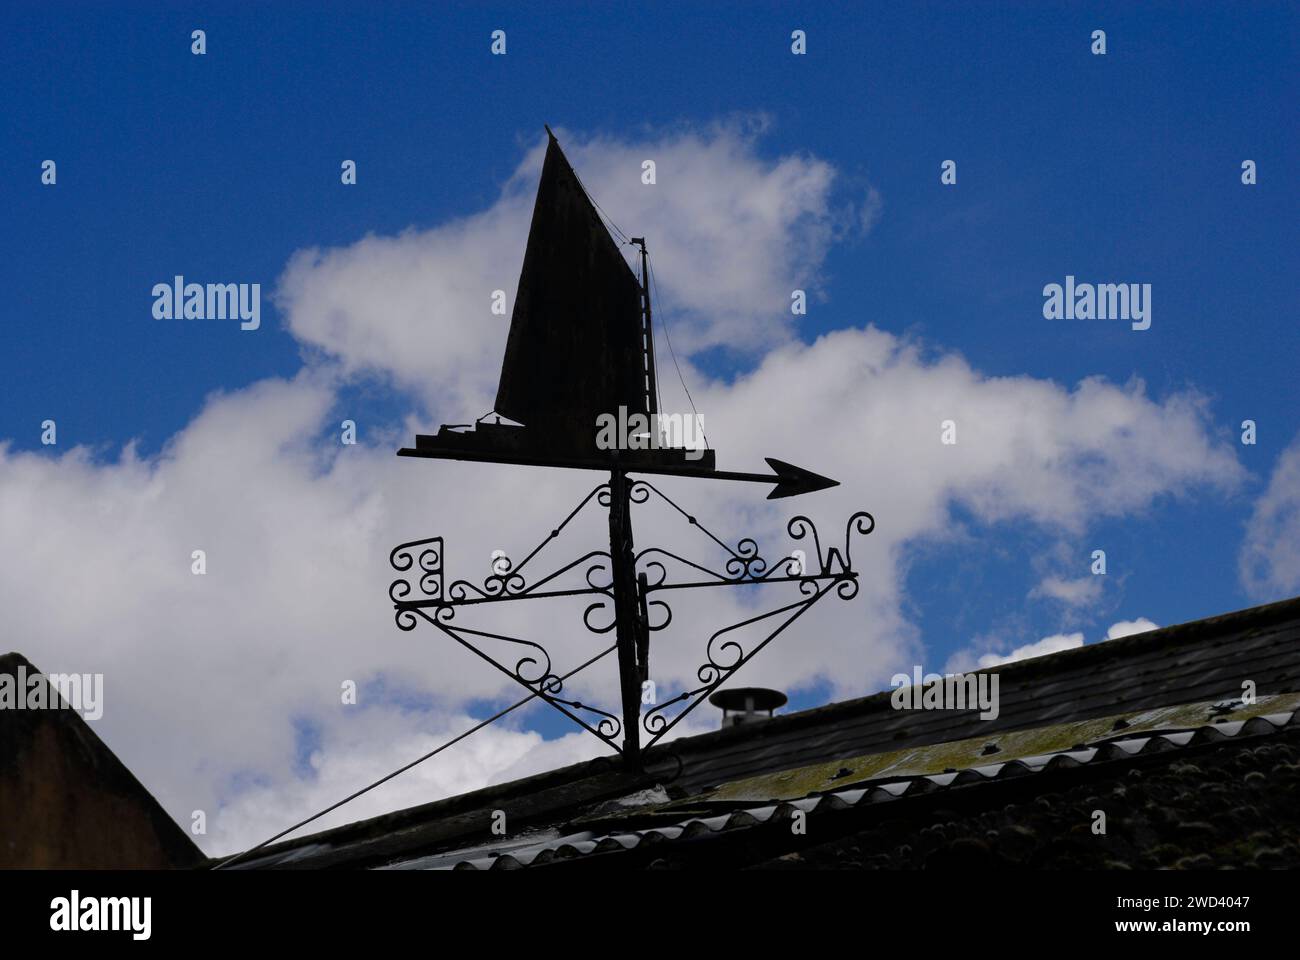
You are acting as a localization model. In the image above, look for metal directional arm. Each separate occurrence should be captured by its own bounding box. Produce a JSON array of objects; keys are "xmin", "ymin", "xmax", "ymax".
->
[{"xmin": 398, "ymin": 446, "xmax": 838, "ymax": 499}]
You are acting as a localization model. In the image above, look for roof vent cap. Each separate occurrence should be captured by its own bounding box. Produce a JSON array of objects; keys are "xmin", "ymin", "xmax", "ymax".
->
[{"xmin": 708, "ymin": 687, "xmax": 787, "ymax": 728}]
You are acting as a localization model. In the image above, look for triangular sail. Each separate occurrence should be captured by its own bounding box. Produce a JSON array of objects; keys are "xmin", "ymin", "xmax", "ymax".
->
[{"xmin": 494, "ymin": 131, "xmax": 649, "ymax": 452}]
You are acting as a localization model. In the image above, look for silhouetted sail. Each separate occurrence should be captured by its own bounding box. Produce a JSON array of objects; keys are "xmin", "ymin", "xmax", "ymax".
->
[
  {"xmin": 494, "ymin": 130, "xmax": 649, "ymax": 451},
  {"xmin": 413, "ymin": 129, "xmax": 714, "ymax": 472}
]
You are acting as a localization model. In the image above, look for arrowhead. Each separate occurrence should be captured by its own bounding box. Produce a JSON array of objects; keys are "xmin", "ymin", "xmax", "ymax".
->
[{"xmin": 764, "ymin": 458, "xmax": 840, "ymax": 499}]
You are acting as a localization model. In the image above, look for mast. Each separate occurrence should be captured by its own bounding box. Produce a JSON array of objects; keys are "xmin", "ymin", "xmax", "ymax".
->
[{"xmin": 630, "ymin": 237, "xmax": 659, "ymax": 444}]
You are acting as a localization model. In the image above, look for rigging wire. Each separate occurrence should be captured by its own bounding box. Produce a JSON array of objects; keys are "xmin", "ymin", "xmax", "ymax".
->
[
  {"xmin": 569, "ymin": 165, "xmax": 632, "ymax": 245},
  {"xmin": 647, "ymin": 255, "xmax": 710, "ymax": 450},
  {"xmin": 212, "ymin": 643, "xmax": 618, "ymax": 870}
]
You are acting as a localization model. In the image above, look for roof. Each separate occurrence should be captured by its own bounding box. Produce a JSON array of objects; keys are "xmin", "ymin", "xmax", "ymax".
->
[
  {"xmin": 222, "ymin": 594, "xmax": 1300, "ymax": 870},
  {"xmin": 0, "ymin": 653, "xmax": 205, "ymax": 868},
  {"xmin": 396, "ymin": 694, "xmax": 1300, "ymax": 870}
]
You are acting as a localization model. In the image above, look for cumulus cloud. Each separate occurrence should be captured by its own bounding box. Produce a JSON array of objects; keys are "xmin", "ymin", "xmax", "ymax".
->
[
  {"xmin": 1239, "ymin": 432, "xmax": 1300, "ymax": 600},
  {"xmin": 0, "ymin": 123, "xmax": 1244, "ymax": 856},
  {"xmin": 1106, "ymin": 617, "xmax": 1159, "ymax": 640},
  {"xmin": 276, "ymin": 118, "xmax": 848, "ymax": 414},
  {"xmin": 697, "ymin": 331, "xmax": 1242, "ymax": 540},
  {"xmin": 977, "ymin": 633, "xmax": 1084, "ymax": 669}
]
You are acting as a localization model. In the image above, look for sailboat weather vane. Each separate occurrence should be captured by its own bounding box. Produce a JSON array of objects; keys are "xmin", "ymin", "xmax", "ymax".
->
[{"xmin": 389, "ymin": 127, "xmax": 873, "ymax": 770}]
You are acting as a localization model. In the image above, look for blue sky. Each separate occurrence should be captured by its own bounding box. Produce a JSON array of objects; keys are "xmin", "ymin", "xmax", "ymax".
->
[{"xmin": 2, "ymin": 3, "xmax": 1296, "ymax": 847}]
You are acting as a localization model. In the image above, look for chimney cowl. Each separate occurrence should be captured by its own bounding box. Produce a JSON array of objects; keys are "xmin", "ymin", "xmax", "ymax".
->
[{"xmin": 709, "ymin": 687, "xmax": 787, "ymax": 728}]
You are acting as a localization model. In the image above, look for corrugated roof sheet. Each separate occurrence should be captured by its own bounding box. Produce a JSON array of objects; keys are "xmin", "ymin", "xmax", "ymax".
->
[{"xmin": 411, "ymin": 696, "xmax": 1300, "ymax": 870}]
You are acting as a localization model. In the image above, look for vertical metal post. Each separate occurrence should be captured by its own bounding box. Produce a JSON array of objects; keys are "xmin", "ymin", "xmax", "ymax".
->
[{"xmin": 607, "ymin": 468, "xmax": 643, "ymax": 767}]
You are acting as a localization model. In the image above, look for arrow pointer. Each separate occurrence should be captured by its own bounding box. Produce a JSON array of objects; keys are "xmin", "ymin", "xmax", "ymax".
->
[
  {"xmin": 397, "ymin": 447, "xmax": 838, "ymax": 498},
  {"xmin": 658, "ymin": 457, "xmax": 839, "ymax": 499},
  {"xmin": 754, "ymin": 457, "xmax": 840, "ymax": 499}
]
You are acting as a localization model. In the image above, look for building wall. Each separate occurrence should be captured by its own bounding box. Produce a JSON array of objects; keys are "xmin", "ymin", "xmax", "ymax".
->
[{"xmin": 0, "ymin": 654, "xmax": 203, "ymax": 869}]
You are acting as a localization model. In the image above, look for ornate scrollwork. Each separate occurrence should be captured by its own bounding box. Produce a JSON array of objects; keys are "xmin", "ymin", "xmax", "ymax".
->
[
  {"xmin": 630, "ymin": 481, "xmax": 830, "ymax": 588},
  {"xmin": 388, "ymin": 473, "xmax": 875, "ymax": 766},
  {"xmin": 643, "ymin": 690, "xmax": 693, "ymax": 736},
  {"xmin": 582, "ymin": 597, "xmax": 617, "ymax": 633},
  {"xmin": 628, "ymin": 505, "xmax": 876, "ymax": 749},
  {"xmin": 387, "ymin": 482, "xmax": 632, "ymax": 751},
  {"xmin": 786, "ymin": 510, "xmax": 875, "ymax": 578},
  {"xmin": 724, "ymin": 537, "xmax": 767, "ymax": 579},
  {"xmin": 842, "ymin": 511, "xmax": 875, "ymax": 574},
  {"xmin": 389, "ymin": 536, "xmax": 443, "ymax": 630}
]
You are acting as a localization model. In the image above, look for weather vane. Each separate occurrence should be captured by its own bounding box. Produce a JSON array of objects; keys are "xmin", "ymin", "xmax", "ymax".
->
[{"xmin": 389, "ymin": 127, "xmax": 873, "ymax": 770}]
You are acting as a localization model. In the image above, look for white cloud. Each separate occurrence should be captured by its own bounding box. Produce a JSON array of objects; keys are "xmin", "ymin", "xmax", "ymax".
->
[
  {"xmin": 1106, "ymin": 617, "xmax": 1159, "ymax": 640},
  {"xmin": 977, "ymin": 633, "xmax": 1085, "ymax": 669},
  {"xmin": 1030, "ymin": 575, "xmax": 1103, "ymax": 606},
  {"xmin": 1240, "ymin": 432, "xmax": 1300, "ymax": 599},
  {"xmin": 858, "ymin": 185, "xmax": 883, "ymax": 234},
  {"xmin": 0, "ymin": 123, "xmax": 1245, "ymax": 856},
  {"xmin": 962, "ymin": 615, "xmax": 1160, "ymax": 670},
  {"xmin": 276, "ymin": 118, "xmax": 849, "ymax": 414}
]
